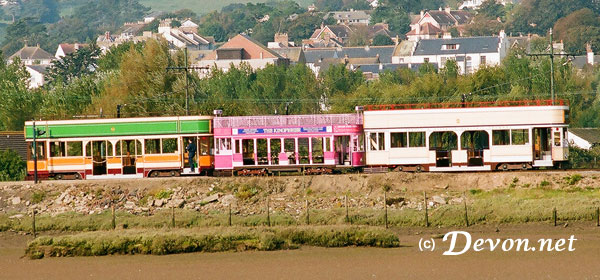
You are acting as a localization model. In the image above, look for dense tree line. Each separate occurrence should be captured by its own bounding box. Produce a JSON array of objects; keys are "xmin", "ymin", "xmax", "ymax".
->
[{"xmin": 0, "ymin": 39, "xmax": 599, "ymax": 133}]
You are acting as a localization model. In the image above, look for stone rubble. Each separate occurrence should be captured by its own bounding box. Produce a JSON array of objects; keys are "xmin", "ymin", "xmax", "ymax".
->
[{"xmin": 0, "ymin": 181, "xmax": 467, "ymax": 218}]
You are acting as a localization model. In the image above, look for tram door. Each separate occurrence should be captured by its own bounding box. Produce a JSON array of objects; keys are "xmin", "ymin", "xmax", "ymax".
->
[
  {"xmin": 533, "ymin": 128, "xmax": 551, "ymax": 160},
  {"xmin": 182, "ymin": 137, "xmax": 198, "ymax": 172},
  {"xmin": 335, "ymin": 136, "xmax": 350, "ymax": 165},
  {"xmin": 91, "ymin": 141, "xmax": 107, "ymax": 175}
]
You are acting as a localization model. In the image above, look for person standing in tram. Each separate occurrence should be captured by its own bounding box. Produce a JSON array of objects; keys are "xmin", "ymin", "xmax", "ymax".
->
[{"xmin": 186, "ymin": 139, "xmax": 197, "ymax": 172}]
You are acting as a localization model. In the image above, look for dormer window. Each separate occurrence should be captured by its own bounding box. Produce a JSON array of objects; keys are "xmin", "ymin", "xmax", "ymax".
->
[{"xmin": 442, "ymin": 44, "xmax": 459, "ymax": 50}]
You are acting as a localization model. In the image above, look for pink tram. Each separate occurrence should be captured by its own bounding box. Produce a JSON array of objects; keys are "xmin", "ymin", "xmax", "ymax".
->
[{"xmin": 213, "ymin": 113, "xmax": 365, "ymax": 175}]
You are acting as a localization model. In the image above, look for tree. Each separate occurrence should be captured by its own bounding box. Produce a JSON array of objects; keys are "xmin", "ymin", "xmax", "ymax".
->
[
  {"xmin": 0, "ymin": 56, "xmax": 41, "ymax": 130},
  {"xmin": 0, "ymin": 149, "xmax": 26, "ymax": 181},
  {"xmin": 553, "ymin": 9, "xmax": 600, "ymax": 53},
  {"xmin": 370, "ymin": 6, "xmax": 410, "ymax": 34},
  {"xmin": 478, "ymin": 0, "xmax": 505, "ymax": 20},
  {"xmin": 465, "ymin": 15, "xmax": 503, "ymax": 36},
  {"xmin": 46, "ymin": 44, "xmax": 101, "ymax": 84},
  {"xmin": 507, "ymin": 0, "xmax": 597, "ymax": 35},
  {"xmin": 372, "ymin": 34, "xmax": 394, "ymax": 46},
  {"xmin": 97, "ymin": 41, "xmax": 145, "ymax": 72}
]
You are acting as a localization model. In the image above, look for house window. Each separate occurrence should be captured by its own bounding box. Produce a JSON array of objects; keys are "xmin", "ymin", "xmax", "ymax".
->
[
  {"xmin": 442, "ymin": 44, "xmax": 459, "ymax": 50},
  {"xmin": 480, "ymin": 55, "xmax": 487, "ymax": 65}
]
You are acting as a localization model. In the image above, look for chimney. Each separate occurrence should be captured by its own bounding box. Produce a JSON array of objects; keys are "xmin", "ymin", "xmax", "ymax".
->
[
  {"xmin": 587, "ymin": 43, "xmax": 594, "ymax": 65},
  {"xmin": 379, "ymin": 63, "xmax": 383, "ymax": 70},
  {"xmin": 274, "ymin": 33, "xmax": 289, "ymax": 46},
  {"xmin": 74, "ymin": 43, "xmax": 79, "ymax": 50},
  {"xmin": 439, "ymin": 7, "xmax": 442, "ymax": 11},
  {"xmin": 420, "ymin": 10, "xmax": 424, "ymax": 18}
]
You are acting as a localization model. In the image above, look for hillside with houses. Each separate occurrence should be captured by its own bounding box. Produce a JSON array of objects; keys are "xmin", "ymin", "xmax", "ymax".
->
[{"xmin": 0, "ymin": 0, "xmax": 599, "ymax": 134}]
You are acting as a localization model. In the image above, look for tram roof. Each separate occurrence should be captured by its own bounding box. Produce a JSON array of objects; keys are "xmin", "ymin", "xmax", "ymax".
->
[
  {"xmin": 24, "ymin": 116, "xmax": 212, "ymax": 139},
  {"xmin": 363, "ymin": 99, "xmax": 569, "ymax": 111}
]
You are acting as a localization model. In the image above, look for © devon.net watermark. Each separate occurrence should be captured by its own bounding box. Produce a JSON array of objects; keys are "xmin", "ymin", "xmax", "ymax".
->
[{"xmin": 419, "ymin": 231, "xmax": 577, "ymax": 255}]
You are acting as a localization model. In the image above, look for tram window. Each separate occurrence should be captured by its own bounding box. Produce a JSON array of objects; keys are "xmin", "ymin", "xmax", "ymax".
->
[
  {"xmin": 325, "ymin": 137, "xmax": 331, "ymax": 152},
  {"xmin": 492, "ymin": 130, "xmax": 510, "ymax": 145},
  {"xmin": 511, "ymin": 129, "xmax": 529, "ymax": 145},
  {"xmin": 162, "ymin": 138, "xmax": 177, "ymax": 154},
  {"xmin": 369, "ymin": 133, "xmax": 377, "ymax": 150},
  {"xmin": 233, "ymin": 139, "xmax": 241, "ymax": 153},
  {"xmin": 391, "ymin": 132, "xmax": 407, "ymax": 148},
  {"xmin": 356, "ymin": 134, "xmax": 364, "ymax": 152},
  {"xmin": 50, "ymin": 142, "xmax": 66, "ymax": 157},
  {"xmin": 145, "ymin": 139, "xmax": 160, "ymax": 154},
  {"xmin": 28, "ymin": 142, "xmax": 46, "ymax": 160},
  {"xmin": 106, "ymin": 141, "xmax": 113, "ymax": 157},
  {"xmin": 67, "ymin": 141, "xmax": 83, "ymax": 156},
  {"xmin": 85, "ymin": 142, "xmax": 91, "ymax": 157},
  {"xmin": 409, "ymin": 132, "xmax": 426, "ymax": 147},
  {"xmin": 199, "ymin": 137, "xmax": 212, "ymax": 155},
  {"xmin": 554, "ymin": 132, "xmax": 561, "ymax": 146}
]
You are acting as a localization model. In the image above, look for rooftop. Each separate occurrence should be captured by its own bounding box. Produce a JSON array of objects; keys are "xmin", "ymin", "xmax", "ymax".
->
[
  {"xmin": 214, "ymin": 114, "xmax": 363, "ymax": 128},
  {"xmin": 364, "ymin": 99, "xmax": 569, "ymax": 111},
  {"xmin": 413, "ymin": 36, "xmax": 500, "ymax": 55}
]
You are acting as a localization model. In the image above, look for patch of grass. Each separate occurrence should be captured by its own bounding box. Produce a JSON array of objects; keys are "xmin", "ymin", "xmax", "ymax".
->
[
  {"xmin": 31, "ymin": 191, "xmax": 46, "ymax": 204},
  {"xmin": 564, "ymin": 174, "xmax": 583, "ymax": 185},
  {"xmin": 233, "ymin": 183, "xmax": 260, "ymax": 200},
  {"xmin": 539, "ymin": 180, "xmax": 550, "ymax": 187},
  {"xmin": 155, "ymin": 189, "xmax": 173, "ymax": 199},
  {"xmin": 469, "ymin": 189, "xmax": 483, "ymax": 195},
  {"xmin": 25, "ymin": 226, "xmax": 400, "ymax": 259}
]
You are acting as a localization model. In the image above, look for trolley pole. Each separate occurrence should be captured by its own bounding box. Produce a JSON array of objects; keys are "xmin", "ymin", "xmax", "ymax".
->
[
  {"xmin": 32, "ymin": 121, "xmax": 38, "ymax": 184},
  {"xmin": 526, "ymin": 28, "xmax": 579, "ymax": 104},
  {"xmin": 549, "ymin": 28, "xmax": 555, "ymax": 104},
  {"xmin": 165, "ymin": 49, "xmax": 209, "ymax": 116},
  {"xmin": 184, "ymin": 47, "xmax": 189, "ymax": 116}
]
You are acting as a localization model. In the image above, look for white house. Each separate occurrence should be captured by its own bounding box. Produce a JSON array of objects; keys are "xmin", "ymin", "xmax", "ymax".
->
[
  {"xmin": 393, "ymin": 31, "xmax": 509, "ymax": 74},
  {"xmin": 330, "ymin": 10, "xmax": 370, "ymax": 25},
  {"xmin": 9, "ymin": 45, "xmax": 55, "ymax": 66},
  {"xmin": 158, "ymin": 20, "xmax": 214, "ymax": 50},
  {"xmin": 25, "ymin": 65, "xmax": 49, "ymax": 89},
  {"xmin": 55, "ymin": 43, "xmax": 88, "ymax": 59},
  {"xmin": 568, "ymin": 128, "xmax": 600, "ymax": 150},
  {"xmin": 406, "ymin": 8, "xmax": 473, "ymax": 41}
]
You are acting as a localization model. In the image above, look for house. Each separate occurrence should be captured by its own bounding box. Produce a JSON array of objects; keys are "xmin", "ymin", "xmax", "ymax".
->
[
  {"xmin": 393, "ymin": 31, "xmax": 509, "ymax": 74},
  {"xmin": 267, "ymin": 33, "xmax": 295, "ymax": 48},
  {"xmin": 568, "ymin": 128, "xmax": 600, "ymax": 150},
  {"xmin": 25, "ymin": 65, "xmax": 49, "ymax": 89},
  {"xmin": 55, "ymin": 43, "xmax": 89, "ymax": 59},
  {"xmin": 304, "ymin": 23, "xmax": 397, "ymax": 48},
  {"xmin": 330, "ymin": 10, "xmax": 370, "ymax": 25},
  {"xmin": 571, "ymin": 43, "xmax": 600, "ymax": 70},
  {"xmin": 407, "ymin": 8, "xmax": 473, "ymax": 41},
  {"xmin": 8, "ymin": 45, "xmax": 55, "ymax": 66},
  {"xmin": 0, "ymin": 131, "xmax": 27, "ymax": 161},
  {"xmin": 96, "ymin": 31, "xmax": 151, "ymax": 53},
  {"xmin": 272, "ymin": 47, "xmax": 306, "ymax": 64},
  {"xmin": 144, "ymin": 11, "xmax": 165, "ymax": 24},
  {"xmin": 158, "ymin": 20, "xmax": 214, "ymax": 50},
  {"xmin": 304, "ymin": 45, "xmax": 396, "ymax": 75},
  {"xmin": 304, "ymin": 25, "xmax": 351, "ymax": 48},
  {"xmin": 459, "ymin": 0, "xmax": 520, "ymax": 10},
  {"xmin": 180, "ymin": 19, "xmax": 199, "ymax": 33},
  {"xmin": 367, "ymin": 0, "xmax": 379, "ymax": 8},
  {"xmin": 194, "ymin": 34, "xmax": 289, "ymax": 77}
]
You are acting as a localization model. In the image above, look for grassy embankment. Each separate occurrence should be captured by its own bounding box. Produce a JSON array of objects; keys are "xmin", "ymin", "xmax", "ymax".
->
[
  {"xmin": 3, "ymin": 183, "xmax": 600, "ymax": 232},
  {"xmin": 25, "ymin": 226, "xmax": 400, "ymax": 259}
]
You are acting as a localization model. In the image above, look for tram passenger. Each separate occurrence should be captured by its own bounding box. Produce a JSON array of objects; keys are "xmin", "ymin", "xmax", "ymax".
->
[{"xmin": 186, "ymin": 139, "xmax": 197, "ymax": 172}]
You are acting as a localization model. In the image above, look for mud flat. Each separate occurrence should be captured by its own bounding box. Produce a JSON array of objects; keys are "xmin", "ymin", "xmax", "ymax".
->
[{"xmin": 2, "ymin": 223, "xmax": 600, "ymax": 279}]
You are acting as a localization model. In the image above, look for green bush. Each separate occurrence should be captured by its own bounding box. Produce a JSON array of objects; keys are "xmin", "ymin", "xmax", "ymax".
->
[
  {"xmin": 25, "ymin": 226, "xmax": 399, "ymax": 259},
  {"xmin": 0, "ymin": 149, "xmax": 26, "ymax": 181}
]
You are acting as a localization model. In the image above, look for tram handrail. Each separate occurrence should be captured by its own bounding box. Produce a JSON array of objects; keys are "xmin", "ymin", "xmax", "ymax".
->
[{"xmin": 364, "ymin": 99, "xmax": 569, "ymax": 111}]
